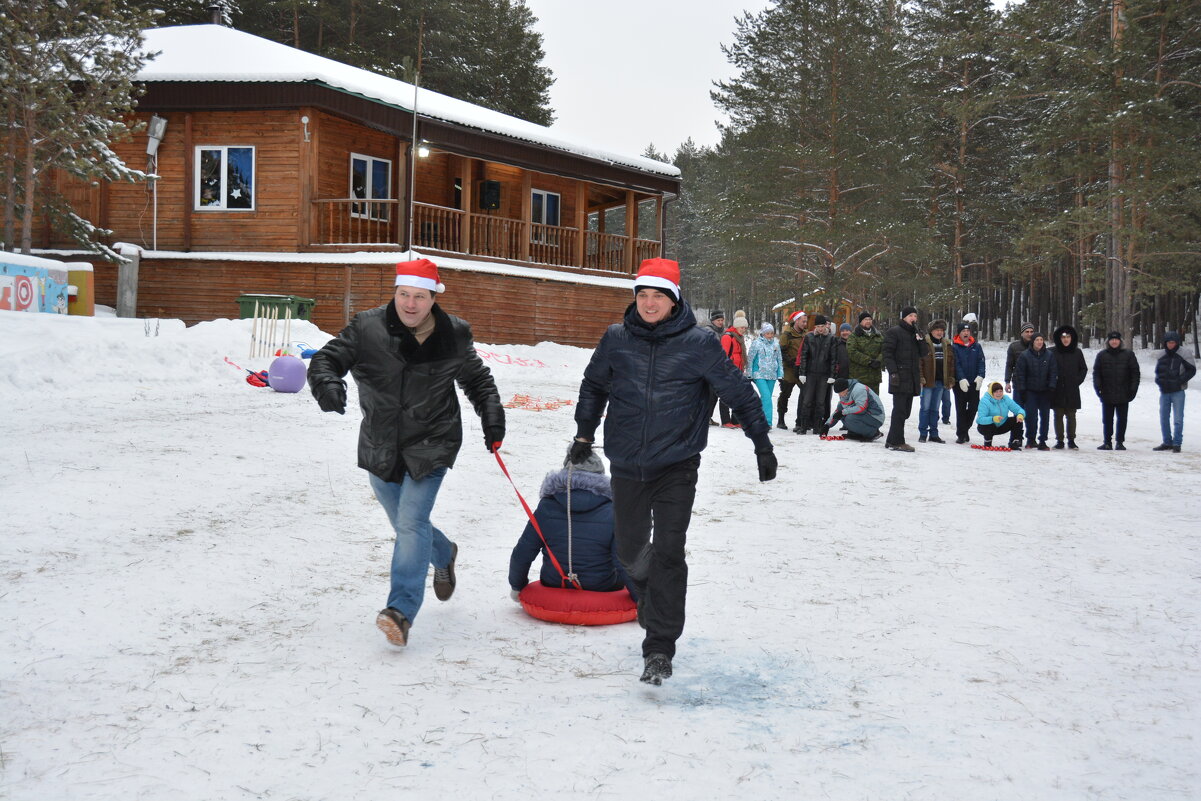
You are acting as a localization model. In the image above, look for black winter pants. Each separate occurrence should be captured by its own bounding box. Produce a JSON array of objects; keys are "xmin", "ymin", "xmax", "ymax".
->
[
  {"xmin": 777, "ymin": 378, "xmax": 800, "ymax": 424},
  {"xmin": 611, "ymin": 456, "xmax": 699, "ymax": 660},
  {"xmin": 799, "ymin": 375, "xmax": 832, "ymax": 430},
  {"xmin": 1101, "ymin": 401, "xmax": 1129, "ymax": 444},
  {"xmin": 953, "ymin": 385, "xmax": 980, "ymax": 440},
  {"xmin": 886, "ymin": 393, "xmax": 915, "ymax": 446},
  {"xmin": 977, "ymin": 418, "xmax": 1023, "ymax": 445}
]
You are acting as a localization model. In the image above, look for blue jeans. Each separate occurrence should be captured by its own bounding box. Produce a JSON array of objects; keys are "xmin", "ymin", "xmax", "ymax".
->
[
  {"xmin": 919, "ymin": 381, "xmax": 945, "ymax": 437},
  {"xmin": 1024, "ymin": 389, "xmax": 1052, "ymax": 442},
  {"xmin": 753, "ymin": 378, "xmax": 775, "ymax": 426},
  {"xmin": 1160, "ymin": 390, "xmax": 1186, "ymax": 446},
  {"xmin": 941, "ymin": 385, "xmax": 952, "ymax": 422},
  {"xmin": 369, "ymin": 469, "xmax": 453, "ymax": 623}
]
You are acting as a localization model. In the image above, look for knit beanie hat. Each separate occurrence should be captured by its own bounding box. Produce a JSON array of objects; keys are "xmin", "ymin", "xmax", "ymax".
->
[
  {"xmin": 711, "ymin": 309, "xmax": 725, "ymax": 321},
  {"xmin": 733, "ymin": 314, "xmax": 749, "ymax": 330},
  {"xmin": 957, "ymin": 321, "xmax": 972, "ymax": 333},
  {"xmin": 858, "ymin": 311, "xmax": 873, "ymax": 323},
  {"xmin": 760, "ymin": 322, "xmax": 775, "ymax": 335},
  {"xmin": 633, "ymin": 258, "xmax": 681, "ymax": 301},
  {"xmin": 840, "ymin": 322, "xmax": 852, "ymax": 332},
  {"xmin": 1020, "ymin": 321, "xmax": 1035, "ymax": 333},
  {"xmin": 901, "ymin": 306, "xmax": 918, "ymax": 318},
  {"xmin": 564, "ymin": 445, "xmax": 605, "ymax": 474},
  {"xmin": 813, "ymin": 314, "xmax": 828, "ymax": 326},
  {"xmin": 833, "ymin": 378, "xmax": 849, "ymax": 392},
  {"xmin": 1106, "ymin": 330, "xmax": 1123, "ymax": 342}
]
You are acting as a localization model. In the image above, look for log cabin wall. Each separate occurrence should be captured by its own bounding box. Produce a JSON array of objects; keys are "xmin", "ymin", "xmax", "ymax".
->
[{"xmin": 87, "ymin": 257, "xmax": 631, "ymax": 347}]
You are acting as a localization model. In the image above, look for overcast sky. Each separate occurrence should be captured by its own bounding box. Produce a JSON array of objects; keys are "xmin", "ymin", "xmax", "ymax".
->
[{"xmin": 523, "ymin": 0, "xmax": 770, "ymax": 162}]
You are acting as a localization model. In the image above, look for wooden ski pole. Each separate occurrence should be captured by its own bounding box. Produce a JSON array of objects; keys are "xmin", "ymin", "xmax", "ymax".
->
[{"xmin": 249, "ymin": 299, "xmax": 260, "ymax": 358}]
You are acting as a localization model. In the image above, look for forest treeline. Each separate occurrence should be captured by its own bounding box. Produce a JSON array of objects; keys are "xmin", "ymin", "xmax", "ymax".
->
[{"xmin": 660, "ymin": 0, "xmax": 1201, "ymax": 347}]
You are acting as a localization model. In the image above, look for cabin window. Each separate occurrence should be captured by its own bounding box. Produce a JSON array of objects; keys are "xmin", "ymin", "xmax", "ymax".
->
[
  {"xmin": 531, "ymin": 189, "xmax": 560, "ymax": 244},
  {"xmin": 195, "ymin": 146, "xmax": 255, "ymax": 210},
  {"xmin": 350, "ymin": 154, "xmax": 392, "ymax": 220}
]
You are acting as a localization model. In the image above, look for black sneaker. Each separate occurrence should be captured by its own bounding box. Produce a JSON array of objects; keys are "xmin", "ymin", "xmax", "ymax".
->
[
  {"xmin": 1098, "ymin": 442, "xmax": 1113, "ymax": 450},
  {"xmin": 433, "ymin": 542, "xmax": 458, "ymax": 601},
  {"xmin": 375, "ymin": 608, "xmax": 410, "ymax": 647},
  {"xmin": 1115, "ymin": 442, "xmax": 1126, "ymax": 451},
  {"xmin": 956, "ymin": 435, "xmax": 969, "ymax": 444},
  {"xmin": 1173, "ymin": 446, "xmax": 1181, "ymax": 453},
  {"xmin": 929, "ymin": 436, "xmax": 946, "ymax": 444},
  {"xmin": 640, "ymin": 653, "xmax": 673, "ymax": 686},
  {"xmin": 918, "ymin": 435, "xmax": 928, "ymax": 443},
  {"xmin": 776, "ymin": 420, "xmax": 788, "ymax": 430},
  {"xmin": 1152, "ymin": 443, "xmax": 1174, "ymax": 452},
  {"xmin": 1009, "ymin": 440, "xmax": 1022, "ymax": 451},
  {"xmin": 1068, "ymin": 440, "xmax": 1079, "ymax": 450},
  {"xmin": 885, "ymin": 442, "xmax": 915, "ymax": 452},
  {"xmin": 1053, "ymin": 440, "xmax": 1065, "ymax": 449},
  {"xmin": 1036, "ymin": 441, "xmax": 1050, "ymax": 451}
]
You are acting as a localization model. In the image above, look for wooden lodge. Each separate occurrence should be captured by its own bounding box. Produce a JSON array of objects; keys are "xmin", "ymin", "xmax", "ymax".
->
[{"xmin": 35, "ymin": 24, "xmax": 681, "ymax": 346}]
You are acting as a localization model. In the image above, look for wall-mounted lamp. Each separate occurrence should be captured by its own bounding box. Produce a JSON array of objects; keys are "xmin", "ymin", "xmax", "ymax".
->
[
  {"xmin": 417, "ymin": 141, "xmax": 431, "ymax": 158},
  {"xmin": 300, "ymin": 115, "xmax": 311, "ymax": 142},
  {"xmin": 145, "ymin": 114, "xmax": 168, "ymax": 156}
]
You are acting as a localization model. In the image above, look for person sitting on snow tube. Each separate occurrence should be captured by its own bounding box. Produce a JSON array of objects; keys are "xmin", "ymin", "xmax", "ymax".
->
[{"xmin": 508, "ymin": 447, "xmax": 635, "ymax": 600}]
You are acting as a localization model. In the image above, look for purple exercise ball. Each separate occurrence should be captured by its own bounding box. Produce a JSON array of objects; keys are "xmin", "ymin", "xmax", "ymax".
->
[{"xmin": 268, "ymin": 355, "xmax": 307, "ymax": 393}]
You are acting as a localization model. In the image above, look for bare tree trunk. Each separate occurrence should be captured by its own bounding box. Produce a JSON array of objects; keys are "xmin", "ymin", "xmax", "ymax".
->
[
  {"xmin": 19, "ymin": 111, "xmax": 37, "ymax": 253},
  {"xmin": 3, "ymin": 105, "xmax": 17, "ymax": 248}
]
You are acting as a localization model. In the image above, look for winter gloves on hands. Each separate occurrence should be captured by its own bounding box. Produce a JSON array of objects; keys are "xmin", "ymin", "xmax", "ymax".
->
[
  {"xmin": 485, "ymin": 426, "xmax": 505, "ymax": 453},
  {"xmin": 315, "ymin": 381, "xmax": 347, "ymax": 414},
  {"xmin": 756, "ymin": 449, "xmax": 778, "ymax": 482},
  {"xmin": 568, "ymin": 439, "xmax": 593, "ymax": 465},
  {"xmin": 799, "ymin": 375, "xmax": 807, "ymax": 384},
  {"xmin": 974, "ymin": 376, "xmax": 984, "ymax": 390},
  {"xmin": 826, "ymin": 377, "xmax": 835, "ymax": 384},
  {"xmin": 959, "ymin": 378, "xmax": 969, "ymax": 392},
  {"xmin": 869, "ymin": 359, "xmax": 881, "ymax": 370}
]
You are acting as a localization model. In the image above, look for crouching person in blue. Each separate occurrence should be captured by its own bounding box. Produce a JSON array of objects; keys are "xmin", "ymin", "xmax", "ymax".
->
[
  {"xmin": 570, "ymin": 258, "xmax": 777, "ymax": 686},
  {"xmin": 508, "ymin": 447, "xmax": 634, "ymax": 598},
  {"xmin": 820, "ymin": 378, "xmax": 885, "ymax": 440},
  {"xmin": 976, "ymin": 382, "xmax": 1026, "ymax": 450},
  {"xmin": 308, "ymin": 258, "xmax": 505, "ymax": 648}
]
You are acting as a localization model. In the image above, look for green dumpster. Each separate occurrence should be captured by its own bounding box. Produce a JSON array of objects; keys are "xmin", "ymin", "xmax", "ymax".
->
[{"xmin": 237, "ymin": 294, "xmax": 316, "ymax": 321}]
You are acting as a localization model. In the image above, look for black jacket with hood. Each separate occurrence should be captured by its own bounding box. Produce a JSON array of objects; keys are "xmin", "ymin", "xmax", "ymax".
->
[
  {"xmin": 882, "ymin": 319, "xmax": 925, "ymax": 396},
  {"xmin": 1155, "ymin": 332, "xmax": 1197, "ymax": 393},
  {"xmin": 576, "ymin": 299, "xmax": 770, "ymax": 481},
  {"xmin": 1051, "ymin": 325, "xmax": 1088, "ymax": 409},
  {"xmin": 308, "ymin": 302, "xmax": 505, "ymax": 481}
]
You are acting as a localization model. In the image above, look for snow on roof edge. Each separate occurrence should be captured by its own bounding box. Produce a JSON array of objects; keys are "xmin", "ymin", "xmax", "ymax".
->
[{"xmin": 135, "ymin": 25, "xmax": 681, "ymax": 181}]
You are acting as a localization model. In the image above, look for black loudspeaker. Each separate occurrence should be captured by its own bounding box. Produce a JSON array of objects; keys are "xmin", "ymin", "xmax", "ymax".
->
[{"xmin": 479, "ymin": 180, "xmax": 501, "ymax": 210}]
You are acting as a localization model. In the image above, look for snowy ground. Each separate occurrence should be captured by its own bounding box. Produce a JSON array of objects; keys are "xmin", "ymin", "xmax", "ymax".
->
[{"xmin": 2, "ymin": 309, "xmax": 1198, "ymax": 801}]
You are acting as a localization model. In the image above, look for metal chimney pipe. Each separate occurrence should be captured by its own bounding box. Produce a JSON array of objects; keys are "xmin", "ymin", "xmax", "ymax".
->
[{"xmin": 208, "ymin": 4, "xmax": 224, "ymax": 25}]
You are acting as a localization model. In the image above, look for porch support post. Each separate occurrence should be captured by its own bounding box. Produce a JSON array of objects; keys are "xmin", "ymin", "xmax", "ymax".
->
[
  {"xmin": 520, "ymin": 170, "xmax": 532, "ymax": 262},
  {"xmin": 298, "ymin": 107, "xmax": 314, "ymax": 249},
  {"xmin": 624, "ymin": 189, "xmax": 636, "ymax": 273},
  {"xmin": 183, "ymin": 113, "xmax": 193, "ymax": 251},
  {"xmin": 574, "ymin": 182, "xmax": 586, "ymax": 268},
  {"xmin": 459, "ymin": 156, "xmax": 473, "ymax": 254}
]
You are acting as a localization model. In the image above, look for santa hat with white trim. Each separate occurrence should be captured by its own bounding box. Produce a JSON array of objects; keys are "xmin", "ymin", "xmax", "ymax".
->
[
  {"xmin": 633, "ymin": 258, "xmax": 681, "ymax": 301},
  {"xmin": 394, "ymin": 258, "xmax": 445, "ymax": 293}
]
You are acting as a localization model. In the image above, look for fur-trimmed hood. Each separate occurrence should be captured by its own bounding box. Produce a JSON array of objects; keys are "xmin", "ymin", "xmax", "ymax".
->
[{"xmin": 538, "ymin": 468, "xmax": 613, "ymax": 511}]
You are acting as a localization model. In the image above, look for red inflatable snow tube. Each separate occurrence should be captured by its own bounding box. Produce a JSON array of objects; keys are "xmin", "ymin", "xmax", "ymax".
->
[{"xmin": 518, "ymin": 581, "xmax": 638, "ymax": 626}]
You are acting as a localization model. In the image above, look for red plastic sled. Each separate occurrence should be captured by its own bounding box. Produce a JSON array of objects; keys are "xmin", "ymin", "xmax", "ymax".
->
[{"xmin": 518, "ymin": 581, "xmax": 638, "ymax": 626}]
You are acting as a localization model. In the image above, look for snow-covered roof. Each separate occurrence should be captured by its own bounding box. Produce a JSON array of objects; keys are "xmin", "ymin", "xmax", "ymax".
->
[{"xmin": 136, "ymin": 25, "xmax": 680, "ymax": 181}]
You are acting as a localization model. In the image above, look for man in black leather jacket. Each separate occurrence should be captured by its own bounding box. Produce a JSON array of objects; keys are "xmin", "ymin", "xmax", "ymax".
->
[
  {"xmin": 308, "ymin": 258, "xmax": 504, "ymax": 648},
  {"xmin": 569, "ymin": 258, "xmax": 777, "ymax": 686}
]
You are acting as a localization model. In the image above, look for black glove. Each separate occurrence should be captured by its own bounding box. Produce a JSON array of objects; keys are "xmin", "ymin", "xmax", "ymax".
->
[
  {"xmin": 756, "ymin": 449, "xmax": 777, "ymax": 482},
  {"xmin": 568, "ymin": 439, "xmax": 593, "ymax": 465},
  {"xmin": 869, "ymin": 359, "xmax": 881, "ymax": 370},
  {"xmin": 817, "ymin": 422, "xmax": 830, "ymax": 436},
  {"xmin": 485, "ymin": 426, "xmax": 505, "ymax": 453},
  {"xmin": 316, "ymin": 382, "xmax": 347, "ymax": 414}
]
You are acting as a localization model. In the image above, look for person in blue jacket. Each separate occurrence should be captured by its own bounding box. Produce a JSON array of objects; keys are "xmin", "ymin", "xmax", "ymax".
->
[
  {"xmin": 976, "ymin": 382, "xmax": 1027, "ymax": 450},
  {"xmin": 1014, "ymin": 332, "xmax": 1058, "ymax": 450},
  {"xmin": 569, "ymin": 258, "xmax": 777, "ymax": 686},
  {"xmin": 747, "ymin": 322, "xmax": 784, "ymax": 426},
  {"xmin": 509, "ymin": 447, "xmax": 634, "ymax": 599},
  {"xmin": 951, "ymin": 321, "xmax": 987, "ymax": 444}
]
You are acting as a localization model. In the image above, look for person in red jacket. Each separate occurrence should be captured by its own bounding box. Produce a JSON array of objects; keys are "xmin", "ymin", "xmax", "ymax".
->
[{"xmin": 718, "ymin": 314, "xmax": 750, "ymax": 428}]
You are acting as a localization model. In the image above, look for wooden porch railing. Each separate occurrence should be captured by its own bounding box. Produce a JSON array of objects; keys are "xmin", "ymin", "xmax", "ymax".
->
[
  {"xmin": 312, "ymin": 200, "xmax": 658, "ymax": 274},
  {"xmin": 313, "ymin": 198, "xmax": 400, "ymax": 245}
]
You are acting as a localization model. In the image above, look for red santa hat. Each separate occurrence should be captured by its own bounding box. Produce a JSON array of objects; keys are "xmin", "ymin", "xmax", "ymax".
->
[
  {"xmin": 789, "ymin": 310, "xmax": 807, "ymax": 323},
  {"xmin": 633, "ymin": 258, "xmax": 681, "ymax": 301},
  {"xmin": 394, "ymin": 258, "xmax": 445, "ymax": 293}
]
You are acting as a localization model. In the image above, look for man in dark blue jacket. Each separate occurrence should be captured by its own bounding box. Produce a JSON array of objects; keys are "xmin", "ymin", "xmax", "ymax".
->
[
  {"xmin": 1153, "ymin": 331, "xmax": 1196, "ymax": 453},
  {"xmin": 570, "ymin": 258, "xmax": 777, "ymax": 686}
]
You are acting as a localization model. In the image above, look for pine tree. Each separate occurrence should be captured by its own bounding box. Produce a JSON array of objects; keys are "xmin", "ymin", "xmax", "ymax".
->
[{"xmin": 0, "ymin": 0, "xmax": 157, "ymax": 255}]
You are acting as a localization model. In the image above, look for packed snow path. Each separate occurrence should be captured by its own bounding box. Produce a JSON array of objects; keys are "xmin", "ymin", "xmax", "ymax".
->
[{"xmin": 2, "ymin": 311, "xmax": 1198, "ymax": 800}]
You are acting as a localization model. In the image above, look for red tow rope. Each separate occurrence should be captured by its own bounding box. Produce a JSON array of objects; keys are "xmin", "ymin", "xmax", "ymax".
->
[{"xmin": 492, "ymin": 449, "xmax": 582, "ymax": 590}]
